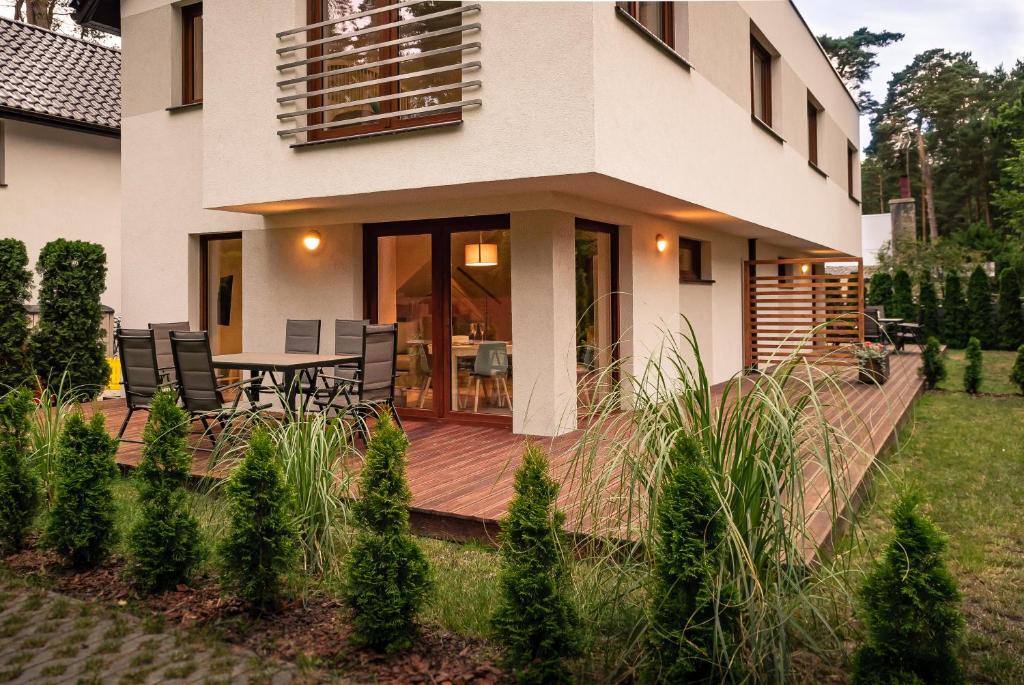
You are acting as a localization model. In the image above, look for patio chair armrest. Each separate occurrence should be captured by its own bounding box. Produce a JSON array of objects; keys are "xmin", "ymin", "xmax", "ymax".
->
[{"xmin": 217, "ymin": 377, "xmax": 264, "ymax": 393}]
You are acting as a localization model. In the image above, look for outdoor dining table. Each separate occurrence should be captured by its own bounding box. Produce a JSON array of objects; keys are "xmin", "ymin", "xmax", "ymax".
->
[
  {"xmin": 211, "ymin": 352, "xmax": 361, "ymax": 413},
  {"xmin": 877, "ymin": 317, "xmax": 903, "ymax": 349}
]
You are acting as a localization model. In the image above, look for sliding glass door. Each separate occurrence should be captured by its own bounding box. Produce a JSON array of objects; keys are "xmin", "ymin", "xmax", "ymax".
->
[{"xmin": 200, "ymin": 233, "xmax": 243, "ymax": 356}]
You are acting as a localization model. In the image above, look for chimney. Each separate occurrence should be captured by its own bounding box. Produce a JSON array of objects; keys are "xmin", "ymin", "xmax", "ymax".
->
[
  {"xmin": 889, "ymin": 195, "xmax": 916, "ymax": 252},
  {"xmin": 898, "ymin": 175, "xmax": 911, "ymax": 199}
]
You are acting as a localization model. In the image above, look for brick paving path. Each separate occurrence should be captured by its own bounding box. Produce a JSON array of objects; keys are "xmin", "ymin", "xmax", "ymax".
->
[{"xmin": 0, "ymin": 582, "xmax": 300, "ymax": 685}]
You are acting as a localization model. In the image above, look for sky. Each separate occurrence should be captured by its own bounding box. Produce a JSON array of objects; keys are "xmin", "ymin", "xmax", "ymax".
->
[{"xmin": 795, "ymin": 0, "xmax": 1024, "ymax": 149}]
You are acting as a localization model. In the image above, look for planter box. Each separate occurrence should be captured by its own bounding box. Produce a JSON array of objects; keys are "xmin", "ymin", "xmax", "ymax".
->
[{"xmin": 858, "ymin": 354, "xmax": 890, "ymax": 385}]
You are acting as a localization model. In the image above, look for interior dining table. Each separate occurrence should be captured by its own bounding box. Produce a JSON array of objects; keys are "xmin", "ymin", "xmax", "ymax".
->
[{"xmin": 211, "ymin": 352, "xmax": 361, "ymax": 413}]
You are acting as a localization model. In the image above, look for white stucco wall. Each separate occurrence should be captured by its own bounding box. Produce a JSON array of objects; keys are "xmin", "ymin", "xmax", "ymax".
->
[
  {"xmin": 861, "ymin": 213, "xmax": 890, "ymax": 267},
  {"xmin": 1, "ymin": 119, "xmax": 121, "ymax": 313}
]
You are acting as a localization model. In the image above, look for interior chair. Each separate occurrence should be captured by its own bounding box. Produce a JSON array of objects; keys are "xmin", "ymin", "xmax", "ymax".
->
[
  {"xmin": 466, "ymin": 342, "xmax": 512, "ymax": 414},
  {"xmin": 115, "ymin": 328, "xmax": 172, "ymax": 441},
  {"xmin": 148, "ymin": 321, "xmax": 190, "ymax": 382},
  {"xmin": 415, "ymin": 343, "xmax": 433, "ymax": 409}
]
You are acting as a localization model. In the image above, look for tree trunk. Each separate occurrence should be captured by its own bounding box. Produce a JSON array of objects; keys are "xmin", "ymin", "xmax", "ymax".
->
[
  {"xmin": 25, "ymin": 0, "xmax": 55, "ymax": 29},
  {"xmin": 916, "ymin": 128, "xmax": 939, "ymax": 241}
]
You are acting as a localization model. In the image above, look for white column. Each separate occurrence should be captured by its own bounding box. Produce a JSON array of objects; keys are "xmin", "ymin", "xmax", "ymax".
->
[{"xmin": 510, "ymin": 210, "xmax": 577, "ymax": 436}]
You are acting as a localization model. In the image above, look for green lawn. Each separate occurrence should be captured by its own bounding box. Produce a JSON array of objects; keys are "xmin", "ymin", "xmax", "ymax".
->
[
  {"xmin": 848, "ymin": 382, "xmax": 1024, "ymax": 682},
  {"xmin": 938, "ymin": 348, "xmax": 1021, "ymax": 395}
]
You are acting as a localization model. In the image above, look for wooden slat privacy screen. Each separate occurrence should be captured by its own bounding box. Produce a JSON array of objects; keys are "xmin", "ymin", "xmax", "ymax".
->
[{"xmin": 742, "ymin": 257, "xmax": 864, "ymax": 368}]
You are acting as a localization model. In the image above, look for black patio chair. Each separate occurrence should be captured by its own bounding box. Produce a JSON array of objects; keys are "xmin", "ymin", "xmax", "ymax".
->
[
  {"xmin": 170, "ymin": 330, "xmax": 270, "ymax": 437},
  {"xmin": 863, "ymin": 306, "xmax": 886, "ymax": 344},
  {"xmin": 148, "ymin": 321, "xmax": 191, "ymax": 382},
  {"xmin": 260, "ymin": 319, "xmax": 323, "ymax": 400},
  {"xmin": 313, "ymin": 323, "xmax": 402, "ymax": 442},
  {"xmin": 115, "ymin": 328, "xmax": 175, "ymax": 441}
]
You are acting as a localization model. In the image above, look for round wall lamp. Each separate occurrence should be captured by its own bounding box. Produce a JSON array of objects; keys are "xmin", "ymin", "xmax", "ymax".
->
[
  {"xmin": 656, "ymin": 234, "xmax": 668, "ymax": 253},
  {"xmin": 800, "ymin": 263, "xmax": 810, "ymax": 274},
  {"xmin": 303, "ymin": 230, "xmax": 322, "ymax": 252}
]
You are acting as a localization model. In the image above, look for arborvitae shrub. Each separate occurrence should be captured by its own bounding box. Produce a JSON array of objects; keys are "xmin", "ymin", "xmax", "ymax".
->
[
  {"xmin": 918, "ymin": 273, "xmax": 941, "ymax": 340},
  {"xmin": 966, "ymin": 266, "xmax": 993, "ymax": 349},
  {"xmin": 1012, "ymin": 345, "xmax": 1024, "ymax": 395},
  {"xmin": 0, "ymin": 239, "xmax": 33, "ymax": 390},
  {"xmin": 127, "ymin": 390, "xmax": 203, "ymax": 593},
  {"xmin": 868, "ymin": 272, "xmax": 894, "ymax": 312},
  {"xmin": 891, "ymin": 270, "xmax": 915, "ymax": 320},
  {"xmin": 0, "ymin": 389, "xmax": 41, "ymax": 554},
  {"xmin": 218, "ymin": 429, "xmax": 298, "ymax": 614},
  {"xmin": 492, "ymin": 443, "xmax": 581, "ymax": 685},
  {"xmin": 964, "ymin": 337, "xmax": 982, "ymax": 395},
  {"xmin": 29, "ymin": 239, "xmax": 110, "ymax": 399},
  {"xmin": 344, "ymin": 412, "xmax": 430, "ymax": 652},
  {"xmin": 995, "ymin": 267, "xmax": 1024, "ymax": 350},
  {"xmin": 647, "ymin": 434, "xmax": 727, "ymax": 683},
  {"xmin": 919, "ymin": 337, "xmax": 946, "ymax": 391},
  {"xmin": 43, "ymin": 413, "xmax": 119, "ymax": 568},
  {"xmin": 852, "ymin": 494, "xmax": 963, "ymax": 685},
  {"xmin": 942, "ymin": 272, "xmax": 968, "ymax": 348}
]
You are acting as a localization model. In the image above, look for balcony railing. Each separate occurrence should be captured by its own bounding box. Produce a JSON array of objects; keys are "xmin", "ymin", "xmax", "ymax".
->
[{"xmin": 275, "ymin": 1, "xmax": 482, "ymax": 145}]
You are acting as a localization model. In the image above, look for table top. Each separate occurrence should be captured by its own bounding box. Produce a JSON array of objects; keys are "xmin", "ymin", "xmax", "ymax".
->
[
  {"xmin": 211, "ymin": 352, "xmax": 360, "ymax": 371},
  {"xmin": 877, "ymin": 317, "xmax": 904, "ymax": 323}
]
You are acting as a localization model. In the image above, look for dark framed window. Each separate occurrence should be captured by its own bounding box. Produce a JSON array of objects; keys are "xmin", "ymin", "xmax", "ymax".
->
[
  {"xmin": 679, "ymin": 237, "xmax": 702, "ymax": 282},
  {"xmin": 305, "ymin": 0, "xmax": 465, "ymax": 142},
  {"xmin": 0, "ymin": 120, "xmax": 6, "ymax": 187},
  {"xmin": 807, "ymin": 100, "xmax": 819, "ymax": 166},
  {"xmin": 750, "ymin": 36, "xmax": 772, "ymax": 126},
  {"xmin": 847, "ymin": 142, "xmax": 858, "ymax": 198},
  {"xmin": 616, "ymin": 2, "xmax": 674, "ymax": 47},
  {"xmin": 181, "ymin": 3, "xmax": 203, "ymax": 105}
]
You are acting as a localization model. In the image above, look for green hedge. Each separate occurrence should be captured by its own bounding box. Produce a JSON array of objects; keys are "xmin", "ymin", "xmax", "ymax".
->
[{"xmin": 0, "ymin": 240, "xmax": 33, "ymax": 390}]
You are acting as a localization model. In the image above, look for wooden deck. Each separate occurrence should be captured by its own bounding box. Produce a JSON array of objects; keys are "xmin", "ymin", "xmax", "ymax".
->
[{"xmin": 97, "ymin": 351, "xmax": 924, "ymax": 556}]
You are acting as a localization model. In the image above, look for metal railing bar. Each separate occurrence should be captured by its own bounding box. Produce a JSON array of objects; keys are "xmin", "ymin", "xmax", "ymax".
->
[
  {"xmin": 277, "ymin": 41, "xmax": 479, "ymax": 87},
  {"xmin": 277, "ymin": 80, "xmax": 480, "ymax": 120},
  {"xmin": 277, "ymin": 23, "xmax": 479, "ymax": 71},
  {"xmin": 277, "ymin": 4, "xmax": 479, "ymax": 55},
  {"xmin": 277, "ymin": 0, "xmax": 426, "ymax": 39},
  {"xmin": 278, "ymin": 99, "xmax": 481, "ymax": 136},
  {"xmin": 277, "ymin": 60, "xmax": 480, "ymax": 104}
]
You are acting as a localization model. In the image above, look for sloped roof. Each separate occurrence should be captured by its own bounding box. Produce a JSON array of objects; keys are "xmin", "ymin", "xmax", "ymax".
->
[{"xmin": 0, "ymin": 17, "xmax": 120, "ymax": 134}]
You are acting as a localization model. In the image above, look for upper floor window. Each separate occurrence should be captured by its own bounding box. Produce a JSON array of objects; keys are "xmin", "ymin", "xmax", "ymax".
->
[
  {"xmin": 750, "ymin": 36, "xmax": 772, "ymax": 127},
  {"xmin": 0, "ymin": 120, "xmax": 6, "ymax": 187},
  {"xmin": 616, "ymin": 2, "xmax": 674, "ymax": 47},
  {"xmin": 807, "ymin": 99, "xmax": 819, "ymax": 166},
  {"xmin": 181, "ymin": 3, "xmax": 203, "ymax": 105},
  {"xmin": 305, "ymin": 0, "xmax": 466, "ymax": 142},
  {"xmin": 847, "ymin": 142, "xmax": 858, "ymax": 199}
]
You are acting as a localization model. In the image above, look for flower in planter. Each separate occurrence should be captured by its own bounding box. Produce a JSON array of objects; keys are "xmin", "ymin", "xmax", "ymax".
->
[{"xmin": 854, "ymin": 341, "xmax": 890, "ymax": 361}]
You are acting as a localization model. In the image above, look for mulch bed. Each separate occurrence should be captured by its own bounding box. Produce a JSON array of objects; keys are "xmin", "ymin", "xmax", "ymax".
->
[{"xmin": 4, "ymin": 544, "xmax": 507, "ymax": 685}]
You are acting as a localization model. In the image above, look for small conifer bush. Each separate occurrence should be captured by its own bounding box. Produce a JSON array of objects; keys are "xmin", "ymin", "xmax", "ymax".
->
[
  {"xmin": 43, "ymin": 413, "xmax": 119, "ymax": 568},
  {"xmin": 852, "ymin": 493, "xmax": 963, "ymax": 685},
  {"xmin": 492, "ymin": 443, "xmax": 581, "ymax": 685},
  {"xmin": 964, "ymin": 337, "xmax": 982, "ymax": 395},
  {"xmin": 1011, "ymin": 344, "xmax": 1024, "ymax": 395},
  {"xmin": 942, "ymin": 271, "xmax": 968, "ymax": 348},
  {"xmin": 127, "ymin": 390, "xmax": 203, "ymax": 593},
  {"xmin": 868, "ymin": 272, "xmax": 894, "ymax": 312},
  {"xmin": 917, "ymin": 273, "xmax": 941, "ymax": 340},
  {"xmin": 647, "ymin": 434, "xmax": 726, "ymax": 682},
  {"xmin": 891, "ymin": 270, "xmax": 915, "ymax": 320},
  {"xmin": 966, "ymin": 266, "xmax": 993, "ymax": 348},
  {"xmin": 0, "ymin": 389, "xmax": 41, "ymax": 555},
  {"xmin": 344, "ymin": 412, "xmax": 430, "ymax": 652},
  {"xmin": 996, "ymin": 267, "xmax": 1024, "ymax": 350},
  {"xmin": 0, "ymin": 239, "xmax": 33, "ymax": 390},
  {"xmin": 219, "ymin": 429, "xmax": 298, "ymax": 614},
  {"xmin": 919, "ymin": 337, "xmax": 946, "ymax": 391}
]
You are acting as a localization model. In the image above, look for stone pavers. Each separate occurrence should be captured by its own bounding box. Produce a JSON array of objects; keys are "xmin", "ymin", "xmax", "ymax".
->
[{"xmin": 0, "ymin": 582, "xmax": 300, "ymax": 685}]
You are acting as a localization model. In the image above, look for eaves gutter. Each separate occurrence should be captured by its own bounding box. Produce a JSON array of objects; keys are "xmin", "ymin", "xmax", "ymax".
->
[{"xmin": 0, "ymin": 106, "xmax": 120, "ymax": 138}]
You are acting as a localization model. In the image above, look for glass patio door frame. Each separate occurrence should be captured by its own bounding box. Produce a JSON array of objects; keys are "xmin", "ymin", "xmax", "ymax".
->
[
  {"xmin": 363, "ymin": 215, "xmax": 511, "ymax": 426},
  {"xmin": 574, "ymin": 219, "xmax": 621, "ymax": 387},
  {"xmin": 199, "ymin": 231, "xmax": 243, "ymax": 351}
]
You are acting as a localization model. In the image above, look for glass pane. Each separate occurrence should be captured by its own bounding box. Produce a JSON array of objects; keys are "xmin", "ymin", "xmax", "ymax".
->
[
  {"xmin": 637, "ymin": 2, "xmax": 664, "ymax": 40},
  {"xmin": 205, "ymin": 238, "xmax": 242, "ymax": 356},
  {"xmin": 377, "ymin": 234, "xmax": 433, "ymax": 410},
  {"xmin": 575, "ymin": 229, "xmax": 614, "ymax": 410},
  {"xmin": 397, "ymin": 1, "xmax": 463, "ymax": 118},
  {"xmin": 321, "ymin": 0, "xmax": 387, "ymax": 126},
  {"xmin": 192, "ymin": 14, "xmax": 203, "ymax": 101},
  {"xmin": 450, "ymin": 230, "xmax": 512, "ymax": 416},
  {"xmin": 751, "ymin": 50, "xmax": 765, "ymax": 120}
]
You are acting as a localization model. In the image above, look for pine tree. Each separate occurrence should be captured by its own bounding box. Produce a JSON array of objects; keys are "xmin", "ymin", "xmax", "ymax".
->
[
  {"xmin": 919, "ymin": 337, "xmax": 946, "ymax": 391},
  {"xmin": 868, "ymin": 272, "xmax": 894, "ymax": 313},
  {"xmin": 853, "ymin": 494, "xmax": 963, "ymax": 684},
  {"xmin": 0, "ymin": 389, "xmax": 41, "ymax": 554},
  {"xmin": 127, "ymin": 391, "xmax": 203, "ymax": 593},
  {"xmin": 918, "ymin": 273, "xmax": 941, "ymax": 340},
  {"xmin": 966, "ymin": 266, "xmax": 993, "ymax": 348},
  {"xmin": 218, "ymin": 429, "xmax": 298, "ymax": 614},
  {"xmin": 942, "ymin": 271, "xmax": 968, "ymax": 348},
  {"xmin": 964, "ymin": 337, "xmax": 983, "ymax": 395},
  {"xmin": 1011, "ymin": 345, "xmax": 1024, "ymax": 395},
  {"xmin": 891, "ymin": 270, "xmax": 915, "ymax": 320},
  {"xmin": 43, "ymin": 413, "xmax": 119, "ymax": 568},
  {"xmin": 995, "ymin": 268, "xmax": 1024, "ymax": 350},
  {"xmin": 344, "ymin": 412, "xmax": 431, "ymax": 652},
  {"xmin": 0, "ymin": 240, "xmax": 33, "ymax": 390},
  {"xmin": 492, "ymin": 443, "xmax": 581, "ymax": 685},
  {"xmin": 647, "ymin": 434, "xmax": 727, "ymax": 683}
]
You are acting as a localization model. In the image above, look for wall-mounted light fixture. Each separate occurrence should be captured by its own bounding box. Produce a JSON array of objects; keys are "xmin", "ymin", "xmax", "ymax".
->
[
  {"xmin": 303, "ymin": 230, "xmax": 321, "ymax": 252},
  {"xmin": 656, "ymin": 234, "xmax": 668, "ymax": 253},
  {"xmin": 800, "ymin": 263, "xmax": 810, "ymax": 274},
  {"xmin": 465, "ymin": 232, "xmax": 498, "ymax": 267}
]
